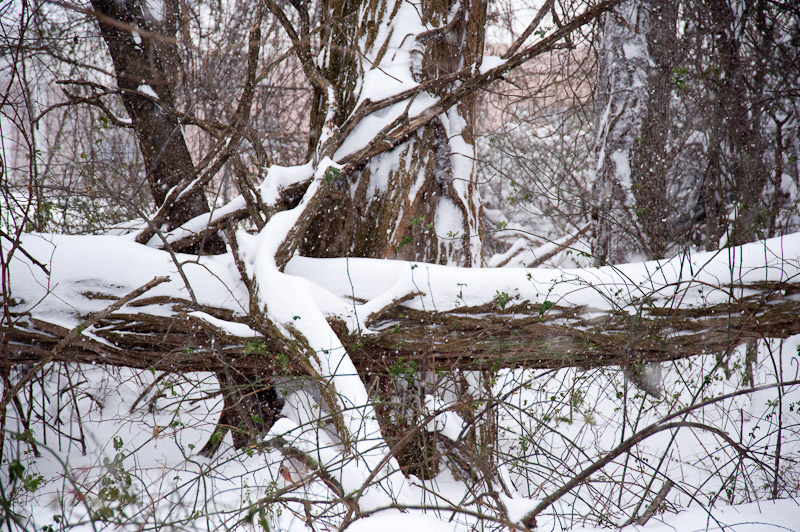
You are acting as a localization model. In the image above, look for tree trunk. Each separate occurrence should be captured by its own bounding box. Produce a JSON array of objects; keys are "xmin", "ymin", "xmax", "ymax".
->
[
  {"xmin": 91, "ymin": 0, "xmax": 224, "ymax": 250},
  {"xmin": 6, "ymin": 274, "xmax": 799, "ymax": 377},
  {"xmin": 706, "ymin": 0, "xmax": 769, "ymax": 247},
  {"xmin": 91, "ymin": 0, "xmax": 272, "ymax": 451},
  {"xmin": 591, "ymin": 0, "xmax": 678, "ymax": 264},
  {"xmin": 303, "ymin": 0, "xmax": 485, "ymax": 266},
  {"xmin": 298, "ymin": 0, "xmax": 487, "ymax": 477},
  {"xmin": 627, "ymin": 0, "xmax": 677, "ymax": 260}
]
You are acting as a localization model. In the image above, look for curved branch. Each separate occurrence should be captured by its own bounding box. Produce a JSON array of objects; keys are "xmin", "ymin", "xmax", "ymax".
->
[{"xmin": 521, "ymin": 416, "xmax": 792, "ymax": 524}]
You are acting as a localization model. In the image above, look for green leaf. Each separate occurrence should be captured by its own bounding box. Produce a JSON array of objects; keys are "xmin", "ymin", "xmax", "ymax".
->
[
  {"xmin": 494, "ymin": 290, "xmax": 511, "ymax": 310},
  {"xmin": 324, "ymin": 166, "xmax": 341, "ymax": 182},
  {"xmin": 8, "ymin": 459, "xmax": 24, "ymax": 482}
]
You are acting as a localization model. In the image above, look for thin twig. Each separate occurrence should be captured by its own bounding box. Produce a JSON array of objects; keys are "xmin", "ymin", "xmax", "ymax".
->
[
  {"xmin": 502, "ymin": 0, "xmax": 555, "ymax": 59},
  {"xmin": 0, "ymin": 275, "xmax": 169, "ymax": 414}
]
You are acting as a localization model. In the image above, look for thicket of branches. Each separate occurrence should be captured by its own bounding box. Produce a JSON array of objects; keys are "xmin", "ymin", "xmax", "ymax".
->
[{"xmin": 2, "ymin": 0, "xmax": 800, "ymax": 531}]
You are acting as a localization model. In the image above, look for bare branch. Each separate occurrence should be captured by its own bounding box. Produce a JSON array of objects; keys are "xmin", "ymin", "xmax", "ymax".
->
[
  {"xmin": 1, "ymin": 275, "xmax": 169, "ymax": 414},
  {"xmin": 521, "ymin": 383, "xmax": 800, "ymax": 524},
  {"xmin": 338, "ymin": 0, "xmax": 620, "ymax": 171},
  {"xmin": 134, "ymin": 1, "xmax": 267, "ymax": 246},
  {"xmin": 502, "ymin": 0, "xmax": 555, "ymax": 59}
]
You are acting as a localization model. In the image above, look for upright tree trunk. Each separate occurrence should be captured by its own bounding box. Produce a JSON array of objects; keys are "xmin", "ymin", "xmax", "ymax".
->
[
  {"xmin": 92, "ymin": 0, "xmax": 275, "ymax": 452},
  {"xmin": 91, "ymin": 0, "xmax": 224, "ymax": 249},
  {"xmin": 591, "ymin": 0, "xmax": 677, "ymax": 264},
  {"xmin": 300, "ymin": 0, "xmax": 487, "ymax": 477},
  {"xmin": 303, "ymin": 0, "xmax": 485, "ymax": 266},
  {"xmin": 627, "ymin": 0, "xmax": 677, "ymax": 260},
  {"xmin": 590, "ymin": 0, "xmax": 677, "ymax": 399},
  {"xmin": 706, "ymin": 0, "xmax": 769, "ymax": 247}
]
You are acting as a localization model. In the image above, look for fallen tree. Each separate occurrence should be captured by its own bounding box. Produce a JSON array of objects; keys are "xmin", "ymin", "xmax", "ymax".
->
[
  {"xmin": 5, "ymin": 235, "xmax": 800, "ymax": 375},
  {"xmin": 3, "ymin": 231, "xmax": 800, "ymax": 529}
]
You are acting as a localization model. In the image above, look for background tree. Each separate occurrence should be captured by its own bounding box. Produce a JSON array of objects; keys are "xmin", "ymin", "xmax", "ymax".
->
[
  {"xmin": 590, "ymin": 0, "xmax": 677, "ymax": 264},
  {"xmin": 589, "ymin": 0, "xmax": 800, "ymax": 263}
]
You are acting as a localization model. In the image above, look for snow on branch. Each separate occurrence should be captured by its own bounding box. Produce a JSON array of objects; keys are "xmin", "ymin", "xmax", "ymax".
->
[{"xmin": 7, "ymin": 232, "xmax": 800, "ymax": 375}]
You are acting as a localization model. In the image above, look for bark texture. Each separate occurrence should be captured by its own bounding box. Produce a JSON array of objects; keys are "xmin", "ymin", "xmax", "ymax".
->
[
  {"xmin": 303, "ymin": 0, "xmax": 486, "ymax": 266},
  {"xmin": 627, "ymin": 0, "xmax": 678, "ymax": 260},
  {"xmin": 91, "ymin": 0, "xmax": 272, "ymax": 449},
  {"xmin": 294, "ymin": 0, "xmax": 489, "ymax": 476},
  {"xmin": 91, "ymin": 0, "xmax": 223, "ymax": 250},
  {"xmin": 6, "ymin": 279, "xmax": 799, "ymax": 375},
  {"xmin": 706, "ymin": 0, "xmax": 770, "ymax": 247},
  {"xmin": 591, "ymin": 0, "xmax": 678, "ymax": 264}
]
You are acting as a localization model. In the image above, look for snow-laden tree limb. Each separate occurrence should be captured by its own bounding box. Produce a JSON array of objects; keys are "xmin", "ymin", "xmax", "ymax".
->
[{"xmin": 7, "ymin": 232, "xmax": 799, "ymax": 375}]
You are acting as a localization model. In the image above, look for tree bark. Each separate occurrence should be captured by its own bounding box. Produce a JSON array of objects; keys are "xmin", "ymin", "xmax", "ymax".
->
[
  {"xmin": 706, "ymin": 0, "xmax": 770, "ymax": 247},
  {"xmin": 90, "ymin": 0, "xmax": 270, "ymax": 450},
  {"xmin": 302, "ymin": 0, "xmax": 486, "ymax": 266},
  {"xmin": 627, "ymin": 0, "xmax": 678, "ymax": 260},
  {"xmin": 6, "ymin": 279, "xmax": 798, "ymax": 383},
  {"xmin": 591, "ymin": 0, "xmax": 678, "ymax": 264},
  {"xmin": 300, "ymin": 0, "xmax": 488, "ymax": 476},
  {"xmin": 91, "ymin": 0, "xmax": 224, "ymax": 251}
]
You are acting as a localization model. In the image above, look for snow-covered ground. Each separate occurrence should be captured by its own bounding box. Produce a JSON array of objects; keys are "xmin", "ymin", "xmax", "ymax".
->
[
  {"xmin": 348, "ymin": 499, "xmax": 800, "ymax": 532},
  {"xmin": 7, "ymin": 345, "xmax": 800, "ymax": 531}
]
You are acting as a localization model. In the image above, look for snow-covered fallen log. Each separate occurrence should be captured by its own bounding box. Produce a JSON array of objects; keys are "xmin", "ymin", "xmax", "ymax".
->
[
  {"xmin": 6, "ymin": 232, "xmax": 799, "ymax": 375},
  {"xmin": 4, "ymin": 230, "xmax": 800, "ymax": 531}
]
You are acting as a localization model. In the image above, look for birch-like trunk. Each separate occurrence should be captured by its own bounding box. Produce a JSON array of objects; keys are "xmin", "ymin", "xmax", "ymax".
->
[{"xmin": 591, "ymin": 0, "xmax": 677, "ymax": 264}]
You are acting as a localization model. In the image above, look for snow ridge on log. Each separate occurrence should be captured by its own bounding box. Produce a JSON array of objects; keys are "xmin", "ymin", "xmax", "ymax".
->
[{"xmin": 6, "ymin": 232, "xmax": 800, "ymax": 375}]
